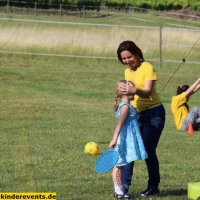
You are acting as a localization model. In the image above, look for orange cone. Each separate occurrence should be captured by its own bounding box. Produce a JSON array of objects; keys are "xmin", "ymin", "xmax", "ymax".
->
[{"xmin": 188, "ymin": 123, "xmax": 194, "ymax": 134}]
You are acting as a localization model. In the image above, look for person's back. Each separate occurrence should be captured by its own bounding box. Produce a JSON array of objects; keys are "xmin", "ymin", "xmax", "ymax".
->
[{"xmin": 171, "ymin": 92, "xmax": 189, "ymax": 130}]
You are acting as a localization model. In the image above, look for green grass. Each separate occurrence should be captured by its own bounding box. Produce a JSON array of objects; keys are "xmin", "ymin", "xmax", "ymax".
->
[
  {"xmin": 1, "ymin": 54, "xmax": 200, "ymax": 200},
  {"xmin": 0, "ymin": 11, "xmax": 200, "ymax": 199}
]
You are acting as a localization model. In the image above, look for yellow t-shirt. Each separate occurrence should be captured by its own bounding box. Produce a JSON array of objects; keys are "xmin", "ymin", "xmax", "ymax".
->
[
  {"xmin": 124, "ymin": 62, "xmax": 161, "ymax": 112},
  {"xmin": 171, "ymin": 92, "xmax": 188, "ymax": 130}
]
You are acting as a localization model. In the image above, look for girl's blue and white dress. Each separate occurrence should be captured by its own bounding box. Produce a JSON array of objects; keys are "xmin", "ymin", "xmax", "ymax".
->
[{"xmin": 115, "ymin": 102, "xmax": 148, "ymax": 167}]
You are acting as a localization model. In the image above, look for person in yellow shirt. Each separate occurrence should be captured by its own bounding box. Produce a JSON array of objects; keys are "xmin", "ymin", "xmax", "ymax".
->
[
  {"xmin": 171, "ymin": 77, "xmax": 200, "ymax": 130},
  {"xmin": 116, "ymin": 40, "xmax": 166, "ymax": 197}
]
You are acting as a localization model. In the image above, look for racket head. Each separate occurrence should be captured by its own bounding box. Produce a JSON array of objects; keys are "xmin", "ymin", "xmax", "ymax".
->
[{"xmin": 94, "ymin": 149, "xmax": 119, "ymax": 174}]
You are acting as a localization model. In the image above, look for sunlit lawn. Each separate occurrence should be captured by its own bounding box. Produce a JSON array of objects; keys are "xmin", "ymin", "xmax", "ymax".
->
[{"xmin": 0, "ymin": 12, "xmax": 200, "ymax": 200}]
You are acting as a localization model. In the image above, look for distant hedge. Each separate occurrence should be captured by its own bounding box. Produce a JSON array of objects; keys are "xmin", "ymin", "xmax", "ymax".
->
[{"xmin": 1, "ymin": 0, "xmax": 200, "ymax": 12}]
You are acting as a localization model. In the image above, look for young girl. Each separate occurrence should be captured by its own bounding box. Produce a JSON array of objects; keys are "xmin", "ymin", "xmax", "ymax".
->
[
  {"xmin": 109, "ymin": 80, "xmax": 148, "ymax": 199},
  {"xmin": 171, "ymin": 77, "xmax": 200, "ymax": 130}
]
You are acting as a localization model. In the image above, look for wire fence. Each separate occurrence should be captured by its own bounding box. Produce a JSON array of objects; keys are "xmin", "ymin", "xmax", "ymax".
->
[
  {"xmin": 0, "ymin": 17, "xmax": 200, "ymax": 66},
  {"xmin": 1, "ymin": 0, "xmax": 200, "ymax": 20}
]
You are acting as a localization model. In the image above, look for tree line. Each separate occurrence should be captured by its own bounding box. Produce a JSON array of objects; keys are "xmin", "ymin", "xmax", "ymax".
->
[{"xmin": 1, "ymin": 0, "xmax": 200, "ymax": 12}]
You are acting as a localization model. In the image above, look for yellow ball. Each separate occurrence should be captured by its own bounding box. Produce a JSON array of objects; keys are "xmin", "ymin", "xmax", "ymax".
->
[{"xmin": 84, "ymin": 142, "xmax": 100, "ymax": 155}]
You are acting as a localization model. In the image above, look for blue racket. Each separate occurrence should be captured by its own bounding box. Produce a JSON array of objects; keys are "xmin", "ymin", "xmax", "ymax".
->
[{"xmin": 94, "ymin": 149, "xmax": 119, "ymax": 174}]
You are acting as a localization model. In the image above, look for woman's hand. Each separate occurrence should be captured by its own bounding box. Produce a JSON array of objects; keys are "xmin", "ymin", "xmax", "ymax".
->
[{"xmin": 119, "ymin": 83, "xmax": 137, "ymax": 94}]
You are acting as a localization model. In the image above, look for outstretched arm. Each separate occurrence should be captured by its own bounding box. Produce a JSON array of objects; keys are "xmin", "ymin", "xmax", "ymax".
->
[
  {"xmin": 185, "ymin": 77, "xmax": 200, "ymax": 98},
  {"xmin": 193, "ymin": 83, "xmax": 200, "ymax": 93},
  {"xmin": 109, "ymin": 105, "xmax": 129, "ymax": 148}
]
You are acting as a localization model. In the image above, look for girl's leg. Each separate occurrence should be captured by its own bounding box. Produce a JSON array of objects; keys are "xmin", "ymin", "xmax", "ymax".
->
[
  {"xmin": 112, "ymin": 166, "xmax": 124, "ymax": 195},
  {"xmin": 187, "ymin": 106, "xmax": 200, "ymax": 123},
  {"xmin": 182, "ymin": 106, "xmax": 200, "ymax": 130}
]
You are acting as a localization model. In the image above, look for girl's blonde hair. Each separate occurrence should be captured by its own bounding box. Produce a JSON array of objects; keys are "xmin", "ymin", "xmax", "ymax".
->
[{"xmin": 113, "ymin": 80, "xmax": 134, "ymax": 111}]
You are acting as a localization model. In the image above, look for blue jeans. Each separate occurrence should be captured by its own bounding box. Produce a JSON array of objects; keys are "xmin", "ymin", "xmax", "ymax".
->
[{"xmin": 122, "ymin": 104, "xmax": 166, "ymax": 188}]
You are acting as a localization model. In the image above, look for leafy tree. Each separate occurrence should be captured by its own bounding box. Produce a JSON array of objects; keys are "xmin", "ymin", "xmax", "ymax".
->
[{"xmin": 191, "ymin": 2, "xmax": 200, "ymax": 11}]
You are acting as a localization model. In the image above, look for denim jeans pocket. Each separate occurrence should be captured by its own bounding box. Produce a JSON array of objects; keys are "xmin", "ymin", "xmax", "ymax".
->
[
  {"xmin": 151, "ymin": 116, "xmax": 162, "ymax": 129},
  {"xmin": 150, "ymin": 105, "xmax": 165, "ymax": 129}
]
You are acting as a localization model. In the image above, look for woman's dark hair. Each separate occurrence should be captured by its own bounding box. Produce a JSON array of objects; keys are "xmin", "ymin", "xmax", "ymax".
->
[
  {"xmin": 176, "ymin": 85, "xmax": 190, "ymax": 111},
  {"xmin": 117, "ymin": 40, "xmax": 144, "ymax": 64}
]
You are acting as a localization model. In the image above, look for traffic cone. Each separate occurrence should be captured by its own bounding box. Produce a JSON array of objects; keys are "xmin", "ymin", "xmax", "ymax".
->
[{"xmin": 187, "ymin": 123, "xmax": 194, "ymax": 134}]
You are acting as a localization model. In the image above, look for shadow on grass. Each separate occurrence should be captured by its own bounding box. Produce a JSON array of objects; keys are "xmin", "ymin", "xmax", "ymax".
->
[
  {"xmin": 98, "ymin": 141, "xmax": 109, "ymax": 144},
  {"xmin": 161, "ymin": 188, "xmax": 187, "ymax": 197},
  {"xmin": 131, "ymin": 188, "xmax": 187, "ymax": 199}
]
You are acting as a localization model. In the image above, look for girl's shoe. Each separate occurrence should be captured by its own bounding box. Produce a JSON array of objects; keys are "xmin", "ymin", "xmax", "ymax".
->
[
  {"xmin": 114, "ymin": 192, "xmax": 132, "ymax": 199},
  {"xmin": 114, "ymin": 193, "xmax": 124, "ymax": 199}
]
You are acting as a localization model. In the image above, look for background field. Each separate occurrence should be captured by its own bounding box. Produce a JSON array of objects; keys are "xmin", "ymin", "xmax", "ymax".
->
[
  {"xmin": 0, "ymin": 17, "xmax": 200, "ymax": 64},
  {"xmin": 0, "ymin": 12, "xmax": 200, "ymax": 200}
]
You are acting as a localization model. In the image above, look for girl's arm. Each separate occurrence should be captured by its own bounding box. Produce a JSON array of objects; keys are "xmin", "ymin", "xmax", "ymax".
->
[
  {"xmin": 185, "ymin": 78, "xmax": 200, "ymax": 98},
  {"xmin": 109, "ymin": 105, "xmax": 129, "ymax": 148},
  {"xmin": 119, "ymin": 80, "xmax": 154, "ymax": 98},
  {"xmin": 193, "ymin": 84, "xmax": 200, "ymax": 93}
]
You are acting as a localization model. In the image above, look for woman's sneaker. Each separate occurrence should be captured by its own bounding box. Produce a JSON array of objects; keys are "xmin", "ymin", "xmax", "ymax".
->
[
  {"xmin": 123, "ymin": 193, "xmax": 132, "ymax": 199},
  {"xmin": 140, "ymin": 187, "xmax": 160, "ymax": 197}
]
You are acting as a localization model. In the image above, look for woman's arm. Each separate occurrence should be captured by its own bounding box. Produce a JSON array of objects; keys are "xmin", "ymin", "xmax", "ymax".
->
[
  {"xmin": 134, "ymin": 80, "xmax": 154, "ymax": 98},
  {"xmin": 109, "ymin": 105, "xmax": 129, "ymax": 148},
  {"xmin": 185, "ymin": 77, "xmax": 200, "ymax": 98}
]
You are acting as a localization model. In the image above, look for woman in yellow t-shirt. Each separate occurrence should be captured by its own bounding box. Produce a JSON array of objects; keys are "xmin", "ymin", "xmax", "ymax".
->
[
  {"xmin": 171, "ymin": 78, "xmax": 200, "ymax": 130},
  {"xmin": 116, "ymin": 40, "xmax": 166, "ymax": 197}
]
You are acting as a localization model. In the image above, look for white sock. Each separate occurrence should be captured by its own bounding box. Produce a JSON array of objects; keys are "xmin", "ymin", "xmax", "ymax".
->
[{"xmin": 114, "ymin": 185, "xmax": 124, "ymax": 195}]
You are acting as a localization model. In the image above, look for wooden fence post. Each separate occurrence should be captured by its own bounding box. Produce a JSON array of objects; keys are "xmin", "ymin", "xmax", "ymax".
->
[
  {"xmin": 34, "ymin": 2, "xmax": 37, "ymax": 17},
  {"xmin": 83, "ymin": 5, "xmax": 85, "ymax": 19},
  {"xmin": 60, "ymin": 4, "xmax": 62, "ymax": 18},
  {"xmin": 7, "ymin": 0, "xmax": 9, "ymax": 15},
  {"xmin": 159, "ymin": 25, "xmax": 162, "ymax": 68}
]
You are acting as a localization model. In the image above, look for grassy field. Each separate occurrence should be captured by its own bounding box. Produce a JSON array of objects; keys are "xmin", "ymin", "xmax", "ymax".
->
[
  {"xmin": 1, "ymin": 9, "xmax": 200, "ymax": 63},
  {"xmin": 0, "ymin": 12, "xmax": 200, "ymax": 200}
]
